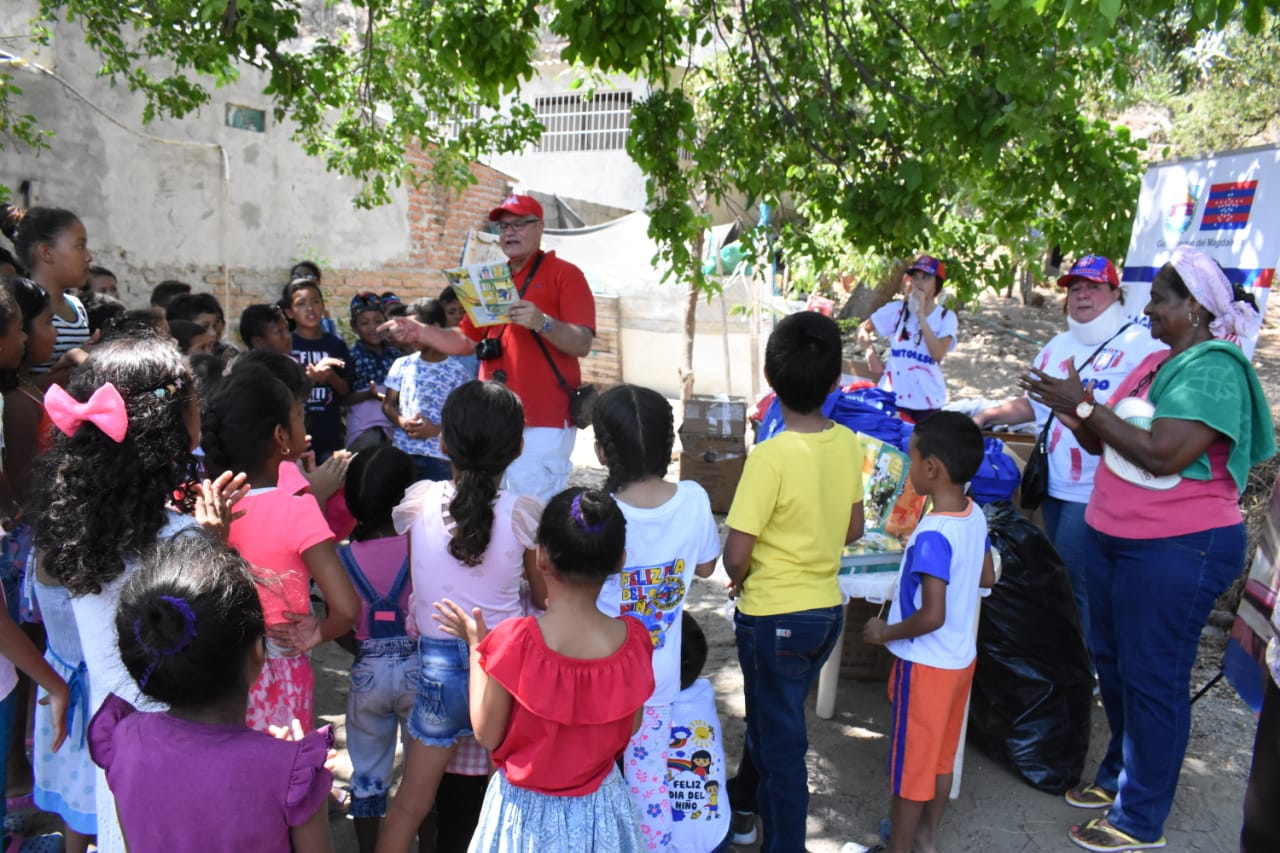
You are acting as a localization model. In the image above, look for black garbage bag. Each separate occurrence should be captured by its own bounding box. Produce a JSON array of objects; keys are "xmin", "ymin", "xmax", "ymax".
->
[{"xmin": 968, "ymin": 501, "xmax": 1093, "ymax": 794}]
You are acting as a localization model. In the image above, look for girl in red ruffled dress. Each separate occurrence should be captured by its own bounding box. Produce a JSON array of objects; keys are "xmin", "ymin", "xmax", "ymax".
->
[{"xmin": 434, "ymin": 487, "xmax": 655, "ymax": 852}]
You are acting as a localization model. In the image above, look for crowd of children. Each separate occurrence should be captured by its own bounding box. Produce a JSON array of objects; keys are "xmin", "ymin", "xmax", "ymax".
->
[{"xmin": 0, "ymin": 202, "xmax": 1009, "ymax": 853}]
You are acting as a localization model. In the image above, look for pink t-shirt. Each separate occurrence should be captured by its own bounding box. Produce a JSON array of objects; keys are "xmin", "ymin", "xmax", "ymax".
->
[
  {"xmin": 392, "ymin": 479, "xmax": 540, "ymax": 637},
  {"xmin": 342, "ymin": 536, "xmax": 411, "ymax": 642},
  {"xmin": 1086, "ymin": 351, "xmax": 1242, "ymax": 539},
  {"xmin": 277, "ymin": 461, "xmax": 357, "ymax": 542},
  {"xmin": 229, "ymin": 487, "xmax": 334, "ymax": 627}
]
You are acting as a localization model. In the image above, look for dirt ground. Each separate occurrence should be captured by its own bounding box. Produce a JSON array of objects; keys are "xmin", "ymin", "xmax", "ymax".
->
[{"xmin": 313, "ymin": 286, "xmax": 1276, "ymax": 852}]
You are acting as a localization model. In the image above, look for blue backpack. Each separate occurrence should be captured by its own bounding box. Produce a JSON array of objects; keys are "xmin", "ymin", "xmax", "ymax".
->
[
  {"xmin": 969, "ymin": 437, "xmax": 1021, "ymax": 505},
  {"xmin": 337, "ymin": 544, "xmax": 410, "ymax": 640}
]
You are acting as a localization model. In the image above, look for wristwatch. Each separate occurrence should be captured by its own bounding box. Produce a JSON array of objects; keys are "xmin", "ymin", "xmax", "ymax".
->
[
  {"xmin": 540, "ymin": 315, "xmax": 553, "ymax": 334},
  {"xmin": 1075, "ymin": 399, "xmax": 1096, "ymax": 420}
]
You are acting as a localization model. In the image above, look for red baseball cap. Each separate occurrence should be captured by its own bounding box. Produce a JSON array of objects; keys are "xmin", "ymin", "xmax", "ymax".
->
[
  {"xmin": 488, "ymin": 194, "xmax": 544, "ymax": 222},
  {"xmin": 1057, "ymin": 254, "xmax": 1119, "ymax": 288},
  {"xmin": 906, "ymin": 255, "xmax": 946, "ymax": 283}
]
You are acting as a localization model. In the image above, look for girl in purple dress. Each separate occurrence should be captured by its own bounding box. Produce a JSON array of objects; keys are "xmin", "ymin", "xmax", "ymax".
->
[{"xmin": 87, "ymin": 532, "xmax": 335, "ymax": 853}]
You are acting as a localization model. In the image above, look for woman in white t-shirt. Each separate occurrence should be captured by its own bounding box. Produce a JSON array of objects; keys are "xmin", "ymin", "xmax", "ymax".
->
[
  {"xmin": 857, "ymin": 254, "xmax": 957, "ymax": 422},
  {"xmin": 975, "ymin": 254, "xmax": 1165, "ymax": 648},
  {"xmin": 593, "ymin": 385, "xmax": 721, "ymax": 852}
]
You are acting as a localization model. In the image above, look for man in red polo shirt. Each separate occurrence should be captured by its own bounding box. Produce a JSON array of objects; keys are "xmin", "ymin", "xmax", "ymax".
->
[{"xmin": 383, "ymin": 194, "xmax": 595, "ymax": 500}]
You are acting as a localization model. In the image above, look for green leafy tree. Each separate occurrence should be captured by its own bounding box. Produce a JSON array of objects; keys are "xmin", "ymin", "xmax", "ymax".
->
[
  {"xmin": 3, "ymin": 0, "xmax": 1278, "ymax": 298},
  {"xmin": 1105, "ymin": 9, "xmax": 1280, "ymax": 160}
]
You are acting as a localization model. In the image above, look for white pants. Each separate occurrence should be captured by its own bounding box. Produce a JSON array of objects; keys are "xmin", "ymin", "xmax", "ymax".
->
[{"xmin": 503, "ymin": 426, "xmax": 576, "ymax": 503}]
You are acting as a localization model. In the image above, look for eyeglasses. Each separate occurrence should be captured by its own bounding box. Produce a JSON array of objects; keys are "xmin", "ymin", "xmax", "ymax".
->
[{"xmin": 494, "ymin": 218, "xmax": 541, "ymax": 234}]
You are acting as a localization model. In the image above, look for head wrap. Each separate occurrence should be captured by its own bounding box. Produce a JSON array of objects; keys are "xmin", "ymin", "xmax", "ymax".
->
[{"xmin": 1169, "ymin": 246, "xmax": 1261, "ymax": 344}]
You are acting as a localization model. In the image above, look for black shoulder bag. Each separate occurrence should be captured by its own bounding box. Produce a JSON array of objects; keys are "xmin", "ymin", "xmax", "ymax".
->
[
  {"xmin": 515, "ymin": 253, "xmax": 597, "ymax": 429},
  {"xmin": 1019, "ymin": 323, "xmax": 1131, "ymax": 510}
]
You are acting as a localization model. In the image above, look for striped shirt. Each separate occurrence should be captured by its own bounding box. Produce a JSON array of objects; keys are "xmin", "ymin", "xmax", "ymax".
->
[{"xmin": 31, "ymin": 293, "xmax": 90, "ymax": 374}]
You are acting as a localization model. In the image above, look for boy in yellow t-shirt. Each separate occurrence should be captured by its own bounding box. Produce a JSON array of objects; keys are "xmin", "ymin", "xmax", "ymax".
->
[{"xmin": 723, "ymin": 311, "xmax": 865, "ymax": 853}]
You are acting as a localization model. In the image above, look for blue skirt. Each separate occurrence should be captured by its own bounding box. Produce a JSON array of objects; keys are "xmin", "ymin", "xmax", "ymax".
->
[{"xmin": 468, "ymin": 765, "xmax": 644, "ymax": 852}]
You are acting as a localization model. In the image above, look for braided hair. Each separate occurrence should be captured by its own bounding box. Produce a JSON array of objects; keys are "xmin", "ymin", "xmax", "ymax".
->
[
  {"xmin": 30, "ymin": 333, "xmax": 200, "ymax": 596},
  {"xmin": 593, "ymin": 384, "xmax": 674, "ymax": 492},
  {"xmin": 439, "ymin": 381, "xmax": 524, "ymax": 566}
]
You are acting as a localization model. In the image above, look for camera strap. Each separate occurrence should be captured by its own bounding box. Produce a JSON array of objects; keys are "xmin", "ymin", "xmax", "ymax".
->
[{"xmin": 511, "ymin": 253, "xmax": 577, "ymax": 398}]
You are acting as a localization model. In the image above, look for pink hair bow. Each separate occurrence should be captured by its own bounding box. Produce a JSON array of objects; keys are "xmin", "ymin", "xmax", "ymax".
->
[{"xmin": 44, "ymin": 383, "xmax": 129, "ymax": 443}]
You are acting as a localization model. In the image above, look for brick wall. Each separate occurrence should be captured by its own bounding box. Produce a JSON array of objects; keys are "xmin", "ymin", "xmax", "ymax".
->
[{"xmin": 216, "ymin": 146, "xmax": 514, "ymax": 325}]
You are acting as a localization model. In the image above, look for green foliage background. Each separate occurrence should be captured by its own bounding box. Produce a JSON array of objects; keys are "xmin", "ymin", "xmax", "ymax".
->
[{"xmin": 3, "ymin": 0, "xmax": 1280, "ymax": 300}]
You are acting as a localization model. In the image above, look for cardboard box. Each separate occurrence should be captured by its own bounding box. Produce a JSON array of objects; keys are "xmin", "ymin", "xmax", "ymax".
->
[
  {"xmin": 679, "ymin": 452, "xmax": 746, "ymax": 514},
  {"xmin": 682, "ymin": 395, "xmax": 747, "ymax": 439},
  {"xmin": 679, "ymin": 395, "xmax": 748, "ymax": 513}
]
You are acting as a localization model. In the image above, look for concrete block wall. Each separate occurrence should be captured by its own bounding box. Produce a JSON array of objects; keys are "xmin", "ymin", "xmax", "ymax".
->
[
  {"xmin": 221, "ymin": 149, "xmax": 514, "ymax": 330},
  {"xmin": 0, "ymin": 6, "xmax": 514, "ymax": 336}
]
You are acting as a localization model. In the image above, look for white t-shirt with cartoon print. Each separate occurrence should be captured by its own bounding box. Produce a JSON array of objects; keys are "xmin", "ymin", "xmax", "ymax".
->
[
  {"xmin": 870, "ymin": 301, "xmax": 958, "ymax": 411},
  {"xmin": 596, "ymin": 481, "xmax": 721, "ymax": 706},
  {"xmin": 667, "ymin": 678, "xmax": 730, "ymax": 852}
]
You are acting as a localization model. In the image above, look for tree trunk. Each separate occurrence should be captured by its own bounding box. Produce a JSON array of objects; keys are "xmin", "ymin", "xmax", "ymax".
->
[
  {"xmin": 679, "ymin": 229, "xmax": 704, "ymax": 403},
  {"xmin": 836, "ymin": 262, "xmax": 905, "ymax": 324}
]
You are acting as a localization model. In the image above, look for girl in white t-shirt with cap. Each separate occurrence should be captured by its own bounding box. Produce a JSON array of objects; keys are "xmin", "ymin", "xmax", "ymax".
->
[
  {"xmin": 593, "ymin": 384, "xmax": 721, "ymax": 851},
  {"xmin": 857, "ymin": 255, "xmax": 958, "ymax": 422}
]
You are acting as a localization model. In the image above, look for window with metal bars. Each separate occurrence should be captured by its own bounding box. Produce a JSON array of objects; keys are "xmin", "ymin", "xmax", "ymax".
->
[{"xmin": 534, "ymin": 91, "xmax": 633, "ymax": 152}]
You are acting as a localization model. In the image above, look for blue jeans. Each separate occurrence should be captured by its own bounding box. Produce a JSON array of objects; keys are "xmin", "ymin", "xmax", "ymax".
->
[
  {"xmin": 1086, "ymin": 522, "xmax": 1245, "ymax": 842},
  {"xmin": 1041, "ymin": 497, "xmax": 1093, "ymax": 640},
  {"xmin": 735, "ymin": 605, "xmax": 843, "ymax": 853},
  {"xmin": 411, "ymin": 454, "xmax": 452, "ymax": 482},
  {"xmin": 407, "ymin": 636, "xmax": 473, "ymax": 747},
  {"xmin": 346, "ymin": 637, "xmax": 418, "ymax": 817},
  {"xmin": 0, "ymin": 687, "xmax": 13, "ymax": 829}
]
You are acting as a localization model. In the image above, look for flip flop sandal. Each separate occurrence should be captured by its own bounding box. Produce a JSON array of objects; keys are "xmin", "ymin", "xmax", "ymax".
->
[
  {"xmin": 328, "ymin": 785, "xmax": 350, "ymax": 815},
  {"xmin": 1070, "ymin": 818, "xmax": 1166, "ymax": 852},
  {"xmin": 1065, "ymin": 784, "xmax": 1117, "ymax": 809}
]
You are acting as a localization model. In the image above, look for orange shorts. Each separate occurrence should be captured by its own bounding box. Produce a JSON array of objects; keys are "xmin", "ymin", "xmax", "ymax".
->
[{"xmin": 886, "ymin": 656, "xmax": 976, "ymax": 802}]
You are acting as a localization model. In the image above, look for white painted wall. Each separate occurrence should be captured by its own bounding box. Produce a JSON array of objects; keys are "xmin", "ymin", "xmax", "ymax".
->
[
  {"xmin": 483, "ymin": 66, "xmax": 648, "ymax": 211},
  {"xmin": 0, "ymin": 6, "xmax": 413, "ymax": 304}
]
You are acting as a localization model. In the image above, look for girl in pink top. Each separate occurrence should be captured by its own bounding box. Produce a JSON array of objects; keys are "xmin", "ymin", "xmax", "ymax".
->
[
  {"xmin": 202, "ymin": 365, "xmax": 358, "ymax": 733},
  {"xmin": 433, "ymin": 487, "xmax": 654, "ymax": 852},
  {"xmin": 377, "ymin": 380, "xmax": 546, "ymax": 853}
]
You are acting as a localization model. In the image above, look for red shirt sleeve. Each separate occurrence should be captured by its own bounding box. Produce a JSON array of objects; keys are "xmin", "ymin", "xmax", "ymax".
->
[{"xmin": 555, "ymin": 264, "xmax": 595, "ymax": 335}]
